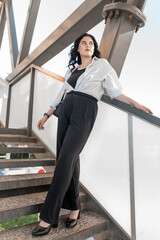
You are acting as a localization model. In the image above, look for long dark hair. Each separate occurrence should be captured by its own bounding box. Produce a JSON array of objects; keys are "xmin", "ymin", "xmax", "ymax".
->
[{"xmin": 68, "ymin": 33, "xmax": 101, "ymax": 70}]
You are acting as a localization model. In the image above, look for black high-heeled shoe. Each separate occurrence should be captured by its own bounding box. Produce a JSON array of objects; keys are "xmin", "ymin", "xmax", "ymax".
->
[
  {"xmin": 32, "ymin": 222, "xmax": 58, "ymax": 237},
  {"xmin": 66, "ymin": 210, "xmax": 81, "ymax": 228}
]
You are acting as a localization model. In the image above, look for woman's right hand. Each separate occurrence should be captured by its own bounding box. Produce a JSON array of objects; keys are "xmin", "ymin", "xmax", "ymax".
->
[{"xmin": 37, "ymin": 116, "xmax": 48, "ymax": 130}]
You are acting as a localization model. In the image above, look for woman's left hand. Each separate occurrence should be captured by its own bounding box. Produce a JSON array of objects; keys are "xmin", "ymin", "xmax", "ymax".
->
[
  {"xmin": 132, "ymin": 102, "xmax": 153, "ymax": 114},
  {"xmin": 115, "ymin": 94, "xmax": 153, "ymax": 115}
]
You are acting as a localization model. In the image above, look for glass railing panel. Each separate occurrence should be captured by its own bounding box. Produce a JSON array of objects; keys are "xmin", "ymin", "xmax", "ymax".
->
[
  {"xmin": 80, "ymin": 101, "xmax": 131, "ymax": 235},
  {"xmin": 9, "ymin": 73, "xmax": 30, "ymax": 128},
  {"xmin": 133, "ymin": 116, "xmax": 160, "ymax": 240},
  {"xmin": 0, "ymin": 85, "xmax": 9, "ymax": 126},
  {"xmin": 32, "ymin": 70, "xmax": 63, "ymax": 154}
]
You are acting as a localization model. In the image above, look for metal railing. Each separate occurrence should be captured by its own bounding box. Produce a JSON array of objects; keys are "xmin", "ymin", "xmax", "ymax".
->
[{"xmin": 3, "ymin": 65, "xmax": 160, "ymax": 240}]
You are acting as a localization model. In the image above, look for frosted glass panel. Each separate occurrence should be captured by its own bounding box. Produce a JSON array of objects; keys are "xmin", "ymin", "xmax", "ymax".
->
[
  {"xmin": 0, "ymin": 85, "xmax": 9, "ymax": 126},
  {"xmin": 9, "ymin": 73, "xmax": 30, "ymax": 128},
  {"xmin": 80, "ymin": 101, "xmax": 131, "ymax": 235},
  {"xmin": 133, "ymin": 117, "xmax": 160, "ymax": 240},
  {"xmin": 32, "ymin": 70, "xmax": 64, "ymax": 154}
]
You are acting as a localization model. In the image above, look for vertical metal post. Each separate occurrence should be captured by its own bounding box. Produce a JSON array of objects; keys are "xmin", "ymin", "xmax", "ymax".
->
[
  {"xmin": 27, "ymin": 67, "xmax": 35, "ymax": 137},
  {"xmin": 5, "ymin": 84, "xmax": 11, "ymax": 128},
  {"xmin": 128, "ymin": 113, "xmax": 136, "ymax": 239}
]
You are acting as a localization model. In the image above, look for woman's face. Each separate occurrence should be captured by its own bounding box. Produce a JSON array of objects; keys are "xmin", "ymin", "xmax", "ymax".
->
[{"xmin": 77, "ymin": 36, "xmax": 94, "ymax": 59}]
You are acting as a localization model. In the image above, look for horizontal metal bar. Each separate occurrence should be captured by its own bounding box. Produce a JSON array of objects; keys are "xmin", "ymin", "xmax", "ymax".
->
[
  {"xmin": 101, "ymin": 95, "xmax": 160, "ymax": 127},
  {"xmin": 10, "ymin": 64, "xmax": 64, "ymax": 87},
  {"xmin": 10, "ymin": 67, "xmax": 31, "ymax": 86}
]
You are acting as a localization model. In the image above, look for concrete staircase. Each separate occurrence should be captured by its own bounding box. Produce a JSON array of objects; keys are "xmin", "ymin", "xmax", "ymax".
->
[{"xmin": 0, "ymin": 128, "xmax": 110, "ymax": 240}]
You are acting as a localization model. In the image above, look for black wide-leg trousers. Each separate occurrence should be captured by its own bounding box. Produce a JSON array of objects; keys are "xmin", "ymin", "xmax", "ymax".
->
[{"xmin": 40, "ymin": 91, "xmax": 98, "ymax": 225}]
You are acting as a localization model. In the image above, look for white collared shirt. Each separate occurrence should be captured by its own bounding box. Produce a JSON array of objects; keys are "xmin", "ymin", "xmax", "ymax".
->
[{"xmin": 50, "ymin": 57, "xmax": 123, "ymax": 109}]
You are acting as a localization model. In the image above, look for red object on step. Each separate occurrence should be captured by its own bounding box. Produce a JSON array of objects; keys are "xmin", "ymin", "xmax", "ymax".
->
[{"xmin": 38, "ymin": 169, "xmax": 45, "ymax": 173}]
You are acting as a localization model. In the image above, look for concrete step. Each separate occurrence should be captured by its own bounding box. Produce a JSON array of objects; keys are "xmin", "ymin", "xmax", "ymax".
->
[
  {"xmin": 0, "ymin": 158, "xmax": 56, "ymax": 168},
  {"xmin": 0, "ymin": 146, "xmax": 46, "ymax": 154},
  {"xmin": 0, "ymin": 128, "xmax": 27, "ymax": 135},
  {"xmin": 0, "ymin": 171, "xmax": 54, "ymax": 191},
  {"xmin": 0, "ymin": 191, "xmax": 87, "ymax": 222},
  {"xmin": 0, "ymin": 134, "xmax": 37, "ymax": 143},
  {"xmin": 0, "ymin": 210, "xmax": 109, "ymax": 240}
]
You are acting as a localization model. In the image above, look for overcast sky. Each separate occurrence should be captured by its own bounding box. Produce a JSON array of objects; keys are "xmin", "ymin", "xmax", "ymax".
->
[{"xmin": 0, "ymin": 0, "xmax": 160, "ymax": 116}]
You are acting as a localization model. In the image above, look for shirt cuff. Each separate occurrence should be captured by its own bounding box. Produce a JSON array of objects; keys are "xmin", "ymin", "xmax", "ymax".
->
[
  {"xmin": 49, "ymin": 104, "xmax": 57, "ymax": 110},
  {"xmin": 109, "ymin": 90, "xmax": 124, "ymax": 99}
]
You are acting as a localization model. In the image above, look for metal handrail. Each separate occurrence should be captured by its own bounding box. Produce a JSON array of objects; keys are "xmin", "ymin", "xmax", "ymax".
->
[{"xmin": 101, "ymin": 95, "xmax": 160, "ymax": 127}]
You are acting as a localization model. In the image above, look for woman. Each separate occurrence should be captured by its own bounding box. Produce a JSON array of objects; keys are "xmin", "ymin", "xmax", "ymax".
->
[{"xmin": 32, "ymin": 33, "xmax": 152, "ymax": 237}]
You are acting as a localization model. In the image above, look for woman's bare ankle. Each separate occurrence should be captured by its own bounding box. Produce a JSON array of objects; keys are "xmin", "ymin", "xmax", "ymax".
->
[
  {"xmin": 39, "ymin": 220, "xmax": 50, "ymax": 228},
  {"xmin": 69, "ymin": 209, "xmax": 79, "ymax": 219}
]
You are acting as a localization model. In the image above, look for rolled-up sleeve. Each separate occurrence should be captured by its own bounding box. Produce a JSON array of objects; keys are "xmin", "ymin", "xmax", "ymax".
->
[{"xmin": 102, "ymin": 69, "xmax": 123, "ymax": 99}]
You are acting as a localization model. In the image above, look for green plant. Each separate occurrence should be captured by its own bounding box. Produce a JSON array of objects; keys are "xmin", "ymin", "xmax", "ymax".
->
[{"xmin": 0, "ymin": 214, "xmax": 39, "ymax": 232}]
